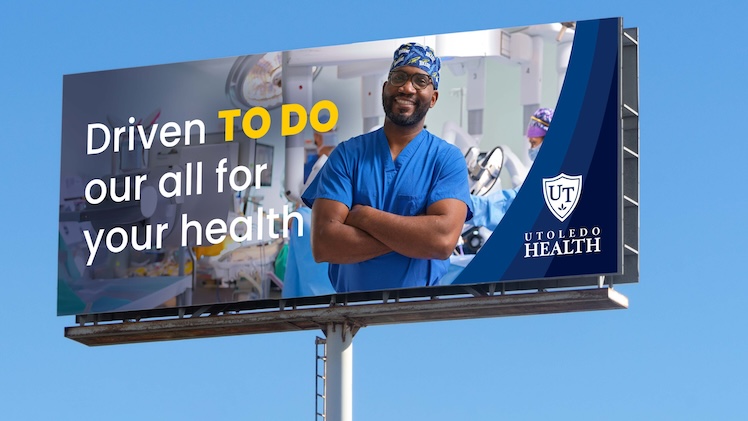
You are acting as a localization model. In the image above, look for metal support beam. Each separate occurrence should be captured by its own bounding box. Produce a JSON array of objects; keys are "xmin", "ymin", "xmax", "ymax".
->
[
  {"xmin": 325, "ymin": 323, "xmax": 354, "ymax": 421},
  {"xmin": 65, "ymin": 288, "xmax": 628, "ymax": 346}
]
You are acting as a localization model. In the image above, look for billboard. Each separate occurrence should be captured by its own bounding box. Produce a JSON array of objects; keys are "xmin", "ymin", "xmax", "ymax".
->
[{"xmin": 58, "ymin": 17, "xmax": 636, "ymax": 317}]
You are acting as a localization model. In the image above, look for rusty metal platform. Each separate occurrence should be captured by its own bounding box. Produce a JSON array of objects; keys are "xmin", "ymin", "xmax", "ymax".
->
[{"xmin": 65, "ymin": 288, "xmax": 628, "ymax": 346}]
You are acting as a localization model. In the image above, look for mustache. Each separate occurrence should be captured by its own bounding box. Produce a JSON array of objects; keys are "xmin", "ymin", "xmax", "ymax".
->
[{"xmin": 388, "ymin": 93, "xmax": 419, "ymax": 105}]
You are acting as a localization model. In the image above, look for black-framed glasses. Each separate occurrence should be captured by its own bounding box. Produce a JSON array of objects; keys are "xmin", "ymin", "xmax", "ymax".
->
[{"xmin": 388, "ymin": 70, "xmax": 433, "ymax": 90}]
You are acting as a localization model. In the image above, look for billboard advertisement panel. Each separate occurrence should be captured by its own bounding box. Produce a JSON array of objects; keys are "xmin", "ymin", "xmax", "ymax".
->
[{"xmin": 58, "ymin": 17, "xmax": 625, "ymax": 316}]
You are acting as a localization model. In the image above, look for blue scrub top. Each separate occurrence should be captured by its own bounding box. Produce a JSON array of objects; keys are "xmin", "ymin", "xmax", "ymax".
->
[{"xmin": 302, "ymin": 128, "xmax": 473, "ymax": 293}]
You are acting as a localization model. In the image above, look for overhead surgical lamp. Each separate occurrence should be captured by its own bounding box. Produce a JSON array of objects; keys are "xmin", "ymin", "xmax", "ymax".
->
[{"xmin": 226, "ymin": 52, "xmax": 322, "ymax": 110}]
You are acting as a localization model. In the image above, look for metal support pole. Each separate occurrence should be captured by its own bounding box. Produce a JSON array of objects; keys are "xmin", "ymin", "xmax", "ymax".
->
[{"xmin": 325, "ymin": 323, "xmax": 353, "ymax": 421}]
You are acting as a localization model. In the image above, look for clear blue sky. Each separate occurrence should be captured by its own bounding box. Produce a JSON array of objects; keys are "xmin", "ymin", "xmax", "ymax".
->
[{"xmin": 1, "ymin": 1, "xmax": 745, "ymax": 420}]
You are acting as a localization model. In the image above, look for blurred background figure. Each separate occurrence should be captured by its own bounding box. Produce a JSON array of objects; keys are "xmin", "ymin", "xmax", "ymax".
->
[
  {"xmin": 443, "ymin": 107, "xmax": 555, "ymax": 282},
  {"xmin": 283, "ymin": 131, "xmax": 340, "ymax": 298},
  {"xmin": 304, "ymin": 130, "xmax": 339, "ymax": 183},
  {"xmin": 459, "ymin": 107, "xmax": 554, "ymax": 256},
  {"xmin": 526, "ymin": 107, "xmax": 554, "ymax": 163}
]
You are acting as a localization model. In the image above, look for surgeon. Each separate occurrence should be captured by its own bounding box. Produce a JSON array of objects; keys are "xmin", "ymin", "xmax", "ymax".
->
[
  {"xmin": 303, "ymin": 130, "xmax": 339, "ymax": 183},
  {"xmin": 282, "ymin": 203, "xmax": 336, "ymax": 298},
  {"xmin": 526, "ymin": 107, "xmax": 554, "ymax": 163},
  {"xmin": 302, "ymin": 42, "xmax": 473, "ymax": 293},
  {"xmin": 467, "ymin": 107, "xmax": 554, "ymax": 231},
  {"xmin": 283, "ymin": 132, "xmax": 340, "ymax": 298}
]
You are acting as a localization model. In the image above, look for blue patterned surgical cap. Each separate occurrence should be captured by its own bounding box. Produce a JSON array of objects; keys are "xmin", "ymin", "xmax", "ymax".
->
[{"xmin": 390, "ymin": 42, "xmax": 441, "ymax": 90}]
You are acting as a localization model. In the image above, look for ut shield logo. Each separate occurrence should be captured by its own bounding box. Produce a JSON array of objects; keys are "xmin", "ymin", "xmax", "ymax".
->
[{"xmin": 542, "ymin": 173, "xmax": 582, "ymax": 222}]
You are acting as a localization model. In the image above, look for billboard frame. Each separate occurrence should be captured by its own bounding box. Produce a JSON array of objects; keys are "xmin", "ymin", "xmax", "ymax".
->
[{"xmin": 64, "ymin": 21, "xmax": 639, "ymax": 342}]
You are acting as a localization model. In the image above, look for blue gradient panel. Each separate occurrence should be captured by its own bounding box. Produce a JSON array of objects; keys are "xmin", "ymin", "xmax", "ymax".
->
[{"xmin": 454, "ymin": 18, "xmax": 621, "ymax": 285}]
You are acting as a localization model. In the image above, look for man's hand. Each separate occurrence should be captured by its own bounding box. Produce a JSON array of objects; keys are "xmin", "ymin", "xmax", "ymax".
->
[
  {"xmin": 343, "ymin": 200, "xmax": 467, "ymax": 260},
  {"xmin": 310, "ymin": 199, "xmax": 392, "ymax": 264},
  {"xmin": 311, "ymin": 198, "xmax": 467, "ymax": 263},
  {"xmin": 345, "ymin": 204, "xmax": 371, "ymax": 228}
]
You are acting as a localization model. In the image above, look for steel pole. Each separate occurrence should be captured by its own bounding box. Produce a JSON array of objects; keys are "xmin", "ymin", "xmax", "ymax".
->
[{"xmin": 325, "ymin": 323, "xmax": 353, "ymax": 421}]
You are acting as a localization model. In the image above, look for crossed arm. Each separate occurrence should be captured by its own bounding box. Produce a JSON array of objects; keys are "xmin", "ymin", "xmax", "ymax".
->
[{"xmin": 310, "ymin": 198, "xmax": 467, "ymax": 264}]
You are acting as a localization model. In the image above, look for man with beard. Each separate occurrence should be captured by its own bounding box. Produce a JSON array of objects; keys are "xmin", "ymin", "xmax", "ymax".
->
[{"xmin": 301, "ymin": 42, "xmax": 473, "ymax": 293}]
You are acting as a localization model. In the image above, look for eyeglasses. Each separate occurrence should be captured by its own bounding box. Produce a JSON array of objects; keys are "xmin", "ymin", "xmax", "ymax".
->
[{"xmin": 387, "ymin": 70, "xmax": 433, "ymax": 90}]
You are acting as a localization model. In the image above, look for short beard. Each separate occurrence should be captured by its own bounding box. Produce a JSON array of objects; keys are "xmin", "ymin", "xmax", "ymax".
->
[{"xmin": 382, "ymin": 92, "xmax": 430, "ymax": 127}]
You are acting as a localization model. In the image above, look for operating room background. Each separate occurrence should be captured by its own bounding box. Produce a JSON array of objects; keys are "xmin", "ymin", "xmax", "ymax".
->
[
  {"xmin": 311, "ymin": 37, "xmax": 564, "ymax": 190},
  {"xmin": 62, "ymin": 34, "xmax": 564, "ymax": 216}
]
